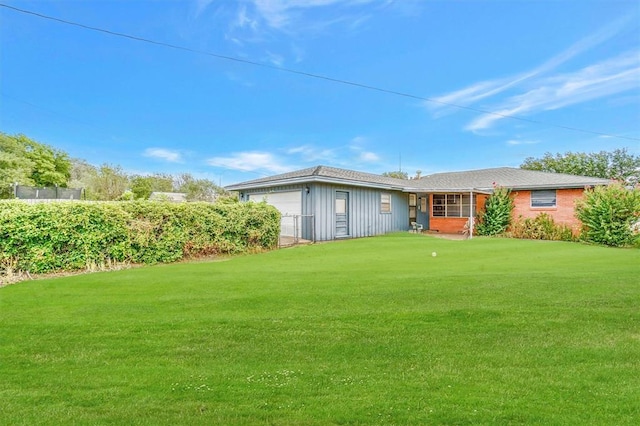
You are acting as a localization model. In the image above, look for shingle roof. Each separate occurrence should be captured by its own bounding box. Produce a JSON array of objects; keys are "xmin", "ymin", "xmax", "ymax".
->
[
  {"xmin": 225, "ymin": 165, "xmax": 611, "ymax": 192},
  {"xmin": 225, "ymin": 165, "xmax": 410, "ymax": 191},
  {"xmin": 418, "ymin": 167, "xmax": 611, "ymax": 191}
]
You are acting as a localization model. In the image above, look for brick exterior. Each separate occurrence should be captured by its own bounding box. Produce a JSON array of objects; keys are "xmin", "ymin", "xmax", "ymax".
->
[
  {"xmin": 428, "ymin": 194, "xmax": 488, "ymax": 234},
  {"xmin": 427, "ymin": 190, "xmax": 586, "ymax": 234},
  {"xmin": 511, "ymin": 188, "xmax": 585, "ymax": 233}
]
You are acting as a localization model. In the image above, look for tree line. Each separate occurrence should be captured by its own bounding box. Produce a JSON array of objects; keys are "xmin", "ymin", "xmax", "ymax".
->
[{"xmin": 1, "ymin": 132, "xmax": 226, "ymax": 201}]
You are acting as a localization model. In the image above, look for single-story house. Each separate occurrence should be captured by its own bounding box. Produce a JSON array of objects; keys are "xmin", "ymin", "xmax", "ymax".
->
[{"xmin": 225, "ymin": 165, "xmax": 610, "ymax": 241}]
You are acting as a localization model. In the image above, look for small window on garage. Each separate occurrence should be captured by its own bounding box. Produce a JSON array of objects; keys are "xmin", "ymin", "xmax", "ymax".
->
[
  {"xmin": 531, "ymin": 190, "xmax": 557, "ymax": 208},
  {"xmin": 381, "ymin": 193, "xmax": 391, "ymax": 213}
]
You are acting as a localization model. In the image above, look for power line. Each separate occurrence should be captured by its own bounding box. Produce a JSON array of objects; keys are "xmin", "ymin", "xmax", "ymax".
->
[{"xmin": 1, "ymin": 3, "xmax": 638, "ymax": 142}]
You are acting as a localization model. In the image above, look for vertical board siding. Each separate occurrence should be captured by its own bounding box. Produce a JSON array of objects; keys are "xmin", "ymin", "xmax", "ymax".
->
[
  {"xmin": 310, "ymin": 183, "xmax": 408, "ymax": 241},
  {"xmin": 241, "ymin": 183, "xmax": 410, "ymax": 241}
]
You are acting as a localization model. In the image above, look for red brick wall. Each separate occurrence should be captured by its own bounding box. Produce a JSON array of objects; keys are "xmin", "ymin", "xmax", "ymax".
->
[
  {"xmin": 512, "ymin": 188, "xmax": 585, "ymax": 232},
  {"xmin": 427, "ymin": 191, "xmax": 585, "ymax": 234},
  {"xmin": 428, "ymin": 194, "xmax": 488, "ymax": 234}
]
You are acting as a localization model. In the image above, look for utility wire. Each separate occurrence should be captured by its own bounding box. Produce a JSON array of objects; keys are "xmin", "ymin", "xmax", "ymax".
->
[{"xmin": 1, "ymin": 3, "xmax": 638, "ymax": 142}]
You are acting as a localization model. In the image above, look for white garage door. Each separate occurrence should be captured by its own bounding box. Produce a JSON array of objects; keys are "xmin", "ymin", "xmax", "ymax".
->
[{"xmin": 249, "ymin": 191, "xmax": 301, "ymax": 237}]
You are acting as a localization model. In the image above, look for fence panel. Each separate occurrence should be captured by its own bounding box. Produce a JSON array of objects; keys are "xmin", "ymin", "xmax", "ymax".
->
[
  {"xmin": 279, "ymin": 214, "xmax": 314, "ymax": 247},
  {"xmin": 14, "ymin": 185, "xmax": 82, "ymax": 200}
]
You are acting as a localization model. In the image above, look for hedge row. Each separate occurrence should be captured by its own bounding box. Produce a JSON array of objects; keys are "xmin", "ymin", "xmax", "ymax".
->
[{"xmin": 0, "ymin": 200, "xmax": 280, "ymax": 275}]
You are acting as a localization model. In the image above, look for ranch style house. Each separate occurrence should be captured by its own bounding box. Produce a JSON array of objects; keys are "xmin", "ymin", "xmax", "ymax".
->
[{"xmin": 225, "ymin": 165, "xmax": 611, "ymax": 242}]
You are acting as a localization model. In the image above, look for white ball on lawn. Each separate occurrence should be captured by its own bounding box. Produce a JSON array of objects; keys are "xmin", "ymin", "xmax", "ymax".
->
[{"xmin": 432, "ymin": 251, "xmax": 437, "ymax": 257}]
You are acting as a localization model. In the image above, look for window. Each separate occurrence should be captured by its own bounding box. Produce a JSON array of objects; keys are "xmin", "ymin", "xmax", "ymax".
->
[
  {"xmin": 381, "ymin": 193, "xmax": 391, "ymax": 213},
  {"xmin": 531, "ymin": 190, "xmax": 556, "ymax": 208},
  {"xmin": 432, "ymin": 194, "xmax": 474, "ymax": 217}
]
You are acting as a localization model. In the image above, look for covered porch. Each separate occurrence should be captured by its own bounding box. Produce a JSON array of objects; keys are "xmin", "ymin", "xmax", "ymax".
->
[{"xmin": 408, "ymin": 190, "xmax": 490, "ymax": 238}]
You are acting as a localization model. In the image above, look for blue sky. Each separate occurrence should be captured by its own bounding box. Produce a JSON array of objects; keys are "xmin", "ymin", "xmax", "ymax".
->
[{"xmin": 1, "ymin": 0, "xmax": 639, "ymax": 186}]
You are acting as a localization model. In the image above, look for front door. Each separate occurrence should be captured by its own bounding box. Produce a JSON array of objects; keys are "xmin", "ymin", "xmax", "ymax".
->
[
  {"xmin": 409, "ymin": 193, "xmax": 417, "ymax": 226},
  {"xmin": 335, "ymin": 191, "xmax": 349, "ymax": 237}
]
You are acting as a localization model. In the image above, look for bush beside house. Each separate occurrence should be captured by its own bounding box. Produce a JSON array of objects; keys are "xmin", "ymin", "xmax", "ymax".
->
[{"xmin": 575, "ymin": 183, "xmax": 640, "ymax": 248}]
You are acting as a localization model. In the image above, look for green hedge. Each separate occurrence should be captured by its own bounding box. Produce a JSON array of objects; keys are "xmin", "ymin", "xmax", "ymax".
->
[{"xmin": 0, "ymin": 200, "xmax": 280, "ymax": 275}]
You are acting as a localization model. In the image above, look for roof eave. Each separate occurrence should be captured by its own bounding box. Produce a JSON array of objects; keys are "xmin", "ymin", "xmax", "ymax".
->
[
  {"xmin": 225, "ymin": 175, "xmax": 408, "ymax": 191},
  {"xmin": 506, "ymin": 182, "xmax": 610, "ymax": 191}
]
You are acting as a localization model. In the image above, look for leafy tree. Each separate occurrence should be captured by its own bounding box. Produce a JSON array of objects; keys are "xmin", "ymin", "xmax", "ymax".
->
[
  {"xmin": 87, "ymin": 164, "xmax": 129, "ymax": 201},
  {"xmin": 21, "ymin": 135, "xmax": 71, "ymax": 187},
  {"xmin": 0, "ymin": 133, "xmax": 35, "ymax": 198},
  {"xmin": 175, "ymin": 173, "xmax": 224, "ymax": 202},
  {"xmin": 521, "ymin": 149, "xmax": 640, "ymax": 185},
  {"xmin": 68, "ymin": 158, "xmax": 98, "ymax": 190},
  {"xmin": 0, "ymin": 132, "xmax": 72, "ymax": 197},
  {"xmin": 575, "ymin": 183, "xmax": 640, "ymax": 247},
  {"xmin": 130, "ymin": 174, "xmax": 174, "ymax": 200},
  {"xmin": 382, "ymin": 171, "xmax": 409, "ymax": 179},
  {"xmin": 475, "ymin": 186, "xmax": 514, "ymax": 236}
]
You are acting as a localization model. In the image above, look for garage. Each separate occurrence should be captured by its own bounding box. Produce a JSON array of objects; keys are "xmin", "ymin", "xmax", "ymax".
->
[{"xmin": 249, "ymin": 191, "xmax": 301, "ymax": 237}]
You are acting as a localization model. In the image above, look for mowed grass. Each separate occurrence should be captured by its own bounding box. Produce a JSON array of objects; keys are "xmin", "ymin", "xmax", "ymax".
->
[{"xmin": 1, "ymin": 234, "xmax": 639, "ymax": 425}]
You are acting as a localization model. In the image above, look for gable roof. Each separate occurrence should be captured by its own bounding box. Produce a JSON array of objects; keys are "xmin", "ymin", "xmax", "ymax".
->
[{"xmin": 225, "ymin": 165, "xmax": 611, "ymax": 192}]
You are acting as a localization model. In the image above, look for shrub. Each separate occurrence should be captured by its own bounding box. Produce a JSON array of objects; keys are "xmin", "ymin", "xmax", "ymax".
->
[
  {"xmin": 575, "ymin": 183, "xmax": 640, "ymax": 247},
  {"xmin": 475, "ymin": 186, "xmax": 514, "ymax": 236},
  {"xmin": 0, "ymin": 200, "xmax": 280, "ymax": 276},
  {"xmin": 509, "ymin": 213, "xmax": 576, "ymax": 242}
]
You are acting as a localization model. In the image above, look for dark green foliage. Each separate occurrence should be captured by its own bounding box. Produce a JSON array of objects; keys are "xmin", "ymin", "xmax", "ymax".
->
[
  {"xmin": 521, "ymin": 148, "xmax": 640, "ymax": 185},
  {"xmin": 475, "ymin": 186, "xmax": 514, "ymax": 236},
  {"xmin": 509, "ymin": 213, "xmax": 576, "ymax": 241},
  {"xmin": 130, "ymin": 174, "xmax": 174, "ymax": 200},
  {"xmin": 0, "ymin": 132, "xmax": 72, "ymax": 198},
  {"xmin": 575, "ymin": 183, "xmax": 640, "ymax": 247},
  {"xmin": 0, "ymin": 201, "xmax": 280, "ymax": 275}
]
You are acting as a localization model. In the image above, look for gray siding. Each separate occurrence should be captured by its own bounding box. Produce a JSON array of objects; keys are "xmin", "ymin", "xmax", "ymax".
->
[
  {"xmin": 308, "ymin": 183, "xmax": 409, "ymax": 241},
  {"xmin": 239, "ymin": 183, "xmax": 410, "ymax": 242}
]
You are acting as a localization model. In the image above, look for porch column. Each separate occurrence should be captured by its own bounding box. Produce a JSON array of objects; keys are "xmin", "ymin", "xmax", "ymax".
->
[{"xmin": 469, "ymin": 190, "xmax": 474, "ymax": 239}]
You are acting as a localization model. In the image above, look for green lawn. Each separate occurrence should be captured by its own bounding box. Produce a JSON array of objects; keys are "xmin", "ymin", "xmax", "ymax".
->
[{"xmin": 1, "ymin": 234, "xmax": 639, "ymax": 425}]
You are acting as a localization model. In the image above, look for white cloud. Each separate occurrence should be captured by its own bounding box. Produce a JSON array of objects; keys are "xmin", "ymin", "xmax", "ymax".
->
[
  {"xmin": 206, "ymin": 151, "xmax": 292, "ymax": 173},
  {"xmin": 428, "ymin": 15, "xmax": 638, "ymax": 131},
  {"xmin": 265, "ymin": 51, "xmax": 284, "ymax": 67},
  {"xmin": 466, "ymin": 50, "xmax": 640, "ymax": 131},
  {"xmin": 252, "ymin": 0, "xmax": 361, "ymax": 30},
  {"xmin": 287, "ymin": 140, "xmax": 380, "ymax": 165},
  {"xmin": 349, "ymin": 135, "xmax": 368, "ymax": 146},
  {"xmin": 193, "ymin": 0, "xmax": 216, "ymax": 19},
  {"xmin": 347, "ymin": 136, "xmax": 380, "ymax": 163},
  {"xmin": 143, "ymin": 148, "xmax": 182, "ymax": 163},
  {"xmin": 506, "ymin": 139, "xmax": 540, "ymax": 146},
  {"xmin": 220, "ymin": 0, "xmax": 386, "ymax": 43},
  {"xmin": 287, "ymin": 145, "xmax": 338, "ymax": 162},
  {"xmin": 359, "ymin": 151, "xmax": 380, "ymax": 162}
]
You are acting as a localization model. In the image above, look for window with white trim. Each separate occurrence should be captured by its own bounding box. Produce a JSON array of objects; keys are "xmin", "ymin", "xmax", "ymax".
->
[
  {"xmin": 531, "ymin": 190, "xmax": 556, "ymax": 208},
  {"xmin": 432, "ymin": 194, "xmax": 474, "ymax": 217},
  {"xmin": 380, "ymin": 193, "xmax": 391, "ymax": 213}
]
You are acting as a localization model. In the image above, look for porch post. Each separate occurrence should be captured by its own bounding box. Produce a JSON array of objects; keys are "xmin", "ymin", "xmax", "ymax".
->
[{"xmin": 469, "ymin": 190, "xmax": 474, "ymax": 239}]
